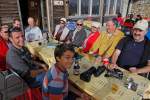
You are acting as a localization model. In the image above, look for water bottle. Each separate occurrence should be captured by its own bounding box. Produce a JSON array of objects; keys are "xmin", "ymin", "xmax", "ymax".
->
[{"xmin": 73, "ymin": 57, "xmax": 80, "ymax": 75}]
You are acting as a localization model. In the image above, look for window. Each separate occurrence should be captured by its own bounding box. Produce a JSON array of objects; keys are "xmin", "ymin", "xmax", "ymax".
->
[
  {"xmin": 116, "ymin": 0, "xmax": 122, "ymax": 14},
  {"xmin": 92, "ymin": 0, "xmax": 100, "ymax": 15},
  {"xmin": 69, "ymin": 0, "xmax": 100, "ymax": 16},
  {"xmin": 81, "ymin": 0, "xmax": 90, "ymax": 15},
  {"xmin": 109, "ymin": 0, "xmax": 115, "ymax": 14},
  {"xmin": 69, "ymin": 0, "xmax": 78, "ymax": 16},
  {"xmin": 104, "ymin": 0, "xmax": 122, "ymax": 15}
]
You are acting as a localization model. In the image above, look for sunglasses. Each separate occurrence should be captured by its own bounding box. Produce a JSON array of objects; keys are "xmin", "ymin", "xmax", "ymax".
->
[
  {"xmin": 77, "ymin": 24, "xmax": 83, "ymax": 26},
  {"xmin": 60, "ymin": 21, "xmax": 65, "ymax": 24}
]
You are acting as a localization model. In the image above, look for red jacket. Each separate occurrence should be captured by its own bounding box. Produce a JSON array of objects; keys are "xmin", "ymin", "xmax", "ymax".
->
[
  {"xmin": 0, "ymin": 37, "xmax": 9, "ymax": 71},
  {"xmin": 82, "ymin": 31, "xmax": 100, "ymax": 52}
]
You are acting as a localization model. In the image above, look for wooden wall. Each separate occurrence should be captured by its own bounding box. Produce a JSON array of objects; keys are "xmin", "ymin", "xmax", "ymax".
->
[
  {"xmin": 53, "ymin": 0, "xmax": 65, "ymax": 26},
  {"xmin": 0, "ymin": 0, "xmax": 19, "ymax": 24}
]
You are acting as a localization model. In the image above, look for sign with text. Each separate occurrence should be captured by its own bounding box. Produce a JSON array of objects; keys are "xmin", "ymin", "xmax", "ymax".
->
[{"xmin": 54, "ymin": 0, "xmax": 64, "ymax": 6}]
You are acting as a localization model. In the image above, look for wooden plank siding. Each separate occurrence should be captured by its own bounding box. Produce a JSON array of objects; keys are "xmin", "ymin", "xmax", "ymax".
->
[
  {"xmin": 0, "ymin": 0, "xmax": 19, "ymax": 24},
  {"xmin": 53, "ymin": 0, "xmax": 65, "ymax": 28}
]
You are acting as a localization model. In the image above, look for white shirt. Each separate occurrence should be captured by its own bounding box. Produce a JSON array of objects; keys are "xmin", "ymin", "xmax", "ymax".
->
[{"xmin": 25, "ymin": 26, "xmax": 43, "ymax": 42}]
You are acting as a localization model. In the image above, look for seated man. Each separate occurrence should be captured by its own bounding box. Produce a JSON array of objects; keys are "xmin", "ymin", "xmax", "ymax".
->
[
  {"xmin": 0, "ymin": 24, "xmax": 9, "ymax": 71},
  {"xmin": 25, "ymin": 17, "xmax": 43, "ymax": 42},
  {"xmin": 110, "ymin": 20, "xmax": 150, "ymax": 78},
  {"xmin": 90, "ymin": 19, "xmax": 124, "ymax": 63},
  {"xmin": 9, "ymin": 18, "xmax": 21, "ymax": 32},
  {"xmin": 67, "ymin": 19, "xmax": 87, "ymax": 47},
  {"xmin": 6, "ymin": 28, "xmax": 47, "ymax": 99},
  {"xmin": 52, "ymin": 18, "xmax": 70, "ymax": 42}
]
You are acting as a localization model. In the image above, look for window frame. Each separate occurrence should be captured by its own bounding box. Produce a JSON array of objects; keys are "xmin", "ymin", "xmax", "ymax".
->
[
  {"xmin": 69, "ymin": 0, "xmax": 100, "ymax": 17},
  {"xmin": 104, "ymin": 0, "xmax": 122, "ymax": 16}
]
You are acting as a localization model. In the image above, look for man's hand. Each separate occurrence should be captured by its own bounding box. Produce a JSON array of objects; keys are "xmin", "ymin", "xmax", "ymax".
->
[
  {"xmin": 107, "ymin": 63, "xmax": 118, "ymax": 69},
  {"xmin": 129, "ymin": 67, "xmax": 138, "ymax": 73}
]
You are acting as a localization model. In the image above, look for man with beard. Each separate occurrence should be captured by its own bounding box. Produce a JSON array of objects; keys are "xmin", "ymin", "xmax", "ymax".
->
[{"xmin": 109, "ymin": 20, "xmax": 150, "ymax": 78}]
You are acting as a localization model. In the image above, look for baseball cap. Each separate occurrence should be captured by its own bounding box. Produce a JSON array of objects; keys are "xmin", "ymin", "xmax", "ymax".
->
[
  {"xmin": 60, "ymin": 18, "xmax": 67, "ymax": 23},
  {"xmin": 133, "ymin": 19, "xmax": 148, "ymax": 31}
]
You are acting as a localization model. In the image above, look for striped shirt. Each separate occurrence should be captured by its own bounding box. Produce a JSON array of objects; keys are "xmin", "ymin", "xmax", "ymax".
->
[{"xmin": 42, "ymin": 64, "xmax": 68, "ymax": 100}]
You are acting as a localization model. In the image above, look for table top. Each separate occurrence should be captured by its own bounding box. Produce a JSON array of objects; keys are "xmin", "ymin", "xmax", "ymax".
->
[
  {"xmin": 26, "ymin": 41, "xmax": 150, "ymax": 100},
  {"xmin": 68, "ymin": 57, "xmax": 150, "ymax": 100},
  {"xmin": 26, "ymin": 41, "xmax": 56, "ymax": 67}
]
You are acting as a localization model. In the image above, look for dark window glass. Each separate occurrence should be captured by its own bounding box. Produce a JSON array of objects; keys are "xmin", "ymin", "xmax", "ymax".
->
[{"xmin": 92, "ymin": 0, "xmax": 100, "ymax": 15}]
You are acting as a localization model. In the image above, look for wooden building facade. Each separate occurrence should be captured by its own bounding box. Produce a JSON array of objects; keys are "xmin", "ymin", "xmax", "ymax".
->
[
  {"xmin": 0, "ymin": 0, "xmax": 19, "ymax": 24},
  {"xmin": 0, "ymin": 0, "xmax": 130, "ymax": 33}
]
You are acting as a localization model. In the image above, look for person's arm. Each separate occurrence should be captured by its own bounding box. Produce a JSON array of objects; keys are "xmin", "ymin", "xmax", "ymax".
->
[
  {"xmin": 68, "ymin": 82, "xmax": 90, "ymax": 100},
  {"xmin": 130, "ymin": 60, "xmax": 150, "ymax": 74},
  {"xmin": 42, "ymin": 71, "xmax": 52, "ymax": 100},
  {"xmin": 6, "ymin": 51, "xmax": 30, "ymax": 77},
  {"xmin": 7, "ymin": 50, "xmax": 46, "ymax": 78},
  {"xmin": 108, "ymin": 49, "xmax": 121, "ymax": 69}
]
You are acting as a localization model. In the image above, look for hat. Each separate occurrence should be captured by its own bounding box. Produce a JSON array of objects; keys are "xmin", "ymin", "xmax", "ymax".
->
[
  {"xmin": 91, "ymin": 22, "xmax": 101, "ymax": 28},
  {"xmin": 133, "ymin": 19, "xmax": 148, "ymax": 31},
  {"xmin": 60, "ymin": 18, "xmax": 67, "ymax": 23}
]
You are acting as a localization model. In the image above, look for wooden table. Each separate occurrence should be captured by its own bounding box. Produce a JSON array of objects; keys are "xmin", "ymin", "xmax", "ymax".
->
[
  {"xmin": 26, "ymin": 41, "xmax": 150, "ymax": 100},
  {"xmin": 68, "ymin": 57, "xmax": 150, "ymax": 100},
  {"xmin": 26, "ymin": 41, "xmax": 56, "ymax": 67}
]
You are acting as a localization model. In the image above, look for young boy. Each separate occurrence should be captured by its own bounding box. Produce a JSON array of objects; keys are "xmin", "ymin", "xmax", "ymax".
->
[
  {"xmin": 42, "ymin": 44, "xmax": 90, "ymax": 100},
  {"xmin": 42, "ymin": 44, "xmax": 78, "ymax": 99}
]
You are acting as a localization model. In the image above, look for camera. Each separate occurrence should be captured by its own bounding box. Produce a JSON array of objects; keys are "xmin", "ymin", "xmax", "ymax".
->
[
  {"xmin": 105, "ymin": 69, "xmax": 123, "ymax": 80},
  {"xmin": 80, "ymin": 67, "xmax": 96, "ymax": 82},
  {"xmin": 93, "ymin": 66, "xmax": 106, "ymax": 77}
]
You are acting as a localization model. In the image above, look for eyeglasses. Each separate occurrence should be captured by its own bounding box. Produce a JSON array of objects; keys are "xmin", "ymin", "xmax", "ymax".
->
[{"xmin": 77, "ymin": 24, "xmax": 83, "ymax": 26}]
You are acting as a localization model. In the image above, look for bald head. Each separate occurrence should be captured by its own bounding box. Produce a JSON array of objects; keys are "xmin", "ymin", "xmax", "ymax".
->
[{"xmin": 28, "ymin": 17, "xmax": 35, "ymax": 27}]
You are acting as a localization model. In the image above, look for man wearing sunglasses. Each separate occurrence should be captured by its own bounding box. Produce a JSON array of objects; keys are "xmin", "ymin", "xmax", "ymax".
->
[
  {"xmin": 0, "ymin": 24, "xmax": 9, "ymax": 71},
  {"xmin": 67, "ymin": 19, "xmax": 87, "ymax": 47}
]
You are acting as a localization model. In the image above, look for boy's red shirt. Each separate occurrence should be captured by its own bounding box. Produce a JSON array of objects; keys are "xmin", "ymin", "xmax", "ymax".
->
[{"xmin": 0, "ymin": 36, "xmax": 9, "ymax": 71}]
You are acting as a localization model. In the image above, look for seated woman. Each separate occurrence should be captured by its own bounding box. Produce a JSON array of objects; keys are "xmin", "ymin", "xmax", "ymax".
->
[
  {"xmin": 82, "ymin": 22, "xmax": 101, "ymax": 53},
  {"xmin": 52, "ymin": 18, "xmax": 70, "ymax": 42}
]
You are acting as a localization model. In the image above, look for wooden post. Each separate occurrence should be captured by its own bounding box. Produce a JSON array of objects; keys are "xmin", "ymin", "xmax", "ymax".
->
[
  {"xmin": 100, "ymin": 0, "xmax": 104, "ymax": 25},
  {"xmin": 64, "ymin": 0, "xmax": 69, "ymax": 17},
  {"xmin": 46, "ymin": 0, "xmax": 51, "ymax": 33},
  {"xmin": 17, "ymin": 0, "xmax": 24, "ymax": 31}
]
